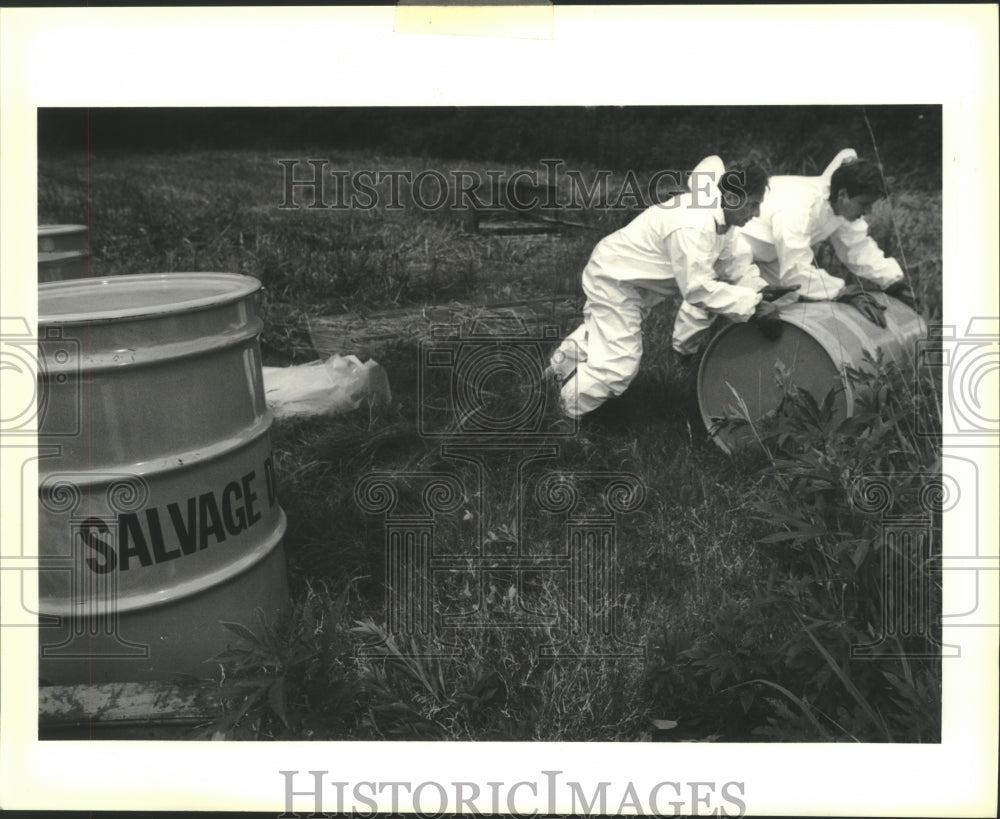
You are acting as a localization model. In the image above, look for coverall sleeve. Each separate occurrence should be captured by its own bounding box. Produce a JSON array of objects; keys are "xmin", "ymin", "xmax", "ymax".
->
[
  {"xmin": 715, "ymin": 231, "xmax": 767, "ymax": 292},
  {"xmin": 669, "ymin": 228, "xmax": 761, "ymax": 323},
  {"xmin": 828, "ymin": 218, "xmax": 905, "ymax": 289},
  {"xmin": 771, "ymin": 209, "xmax": 848, "ymax": 301}
]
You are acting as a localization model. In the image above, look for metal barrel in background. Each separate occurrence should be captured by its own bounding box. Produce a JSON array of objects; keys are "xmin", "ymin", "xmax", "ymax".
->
[
  {"xmin": 37, "ymin": 273, "xmax": 289, "ymax": 684},
  {"xmin": 697, "ymin": 295, "xmax": 928, "ymax": 453},
  {"xmin": 38, "ymin": 224, "xmax": 90, "ymax": 282}
]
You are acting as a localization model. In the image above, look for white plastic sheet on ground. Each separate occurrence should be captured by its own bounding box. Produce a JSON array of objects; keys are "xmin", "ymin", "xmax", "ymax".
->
[{"xmin": 261, "ymin": 355, "xmax": 392, "ymax": 419}]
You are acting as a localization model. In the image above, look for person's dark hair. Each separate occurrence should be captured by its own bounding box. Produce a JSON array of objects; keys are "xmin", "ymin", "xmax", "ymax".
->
[
  {"xmin": 719, "ymin": 162, "xmax": 769, "ymax": 208},
  {"xmin": 830, "ymin": 158, "xmax": 886, "ymax": 200}
]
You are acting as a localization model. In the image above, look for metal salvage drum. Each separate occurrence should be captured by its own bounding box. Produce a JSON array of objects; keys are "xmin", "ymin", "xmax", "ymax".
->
[
  {"xmin": 697, "ymin": 295, "xmax": 927, "ymax": 453},
  {"xmin": 38, "ymin": 224, "xmax": 89, "ymax": 282},
  {"xmin": 37, "ymin": 273, "xmax": 289, "ymax": 684}
]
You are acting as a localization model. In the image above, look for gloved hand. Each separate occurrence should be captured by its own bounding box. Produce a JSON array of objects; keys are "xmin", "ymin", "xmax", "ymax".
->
[
  {"xmin": 759, "ymin": 283, "xmax": 802, "ymax": 302},
  {"xmin": 752, "ymin": 300, "xmax": 784, "ymax": 341},
  {"xmin": 884, "ymin": 279, "xmax": 917, "ymax": 310},
  {"xmin": 837, "ymin": 284, "xmax": 887, "ymax": 328}
]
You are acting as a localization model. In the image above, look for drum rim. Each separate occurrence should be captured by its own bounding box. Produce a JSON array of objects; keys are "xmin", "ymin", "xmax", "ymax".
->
[{"xmin": 38, "ymin": 272, "xmax": 261, "ymax": 325}]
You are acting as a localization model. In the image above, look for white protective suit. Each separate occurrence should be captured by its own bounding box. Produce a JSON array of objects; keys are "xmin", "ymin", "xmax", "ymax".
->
[
  {"xmin": 672, "ymin": 148, "xmax": 905, "ymax": 354},
  {"xmin": 549, "ymin": 156, "xmax": 766, "ymax": 419}
]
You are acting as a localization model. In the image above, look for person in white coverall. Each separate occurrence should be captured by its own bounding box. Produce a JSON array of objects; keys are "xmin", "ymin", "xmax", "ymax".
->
[
  {"xmin": 672, "ymin": 148, "xmax": 915, "ymax": 355},
  {"xmin": 547, "ymin": 156, "xmax": 787, "ymax": 420}
]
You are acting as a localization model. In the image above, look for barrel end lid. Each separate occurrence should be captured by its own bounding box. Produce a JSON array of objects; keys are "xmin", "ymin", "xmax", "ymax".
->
[{"xmin": 38, "ymin": 273, "xmax": 262, "ymax": 324}]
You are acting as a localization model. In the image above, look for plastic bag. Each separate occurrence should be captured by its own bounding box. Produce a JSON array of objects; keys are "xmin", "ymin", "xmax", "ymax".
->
[{"xmin": 262, "ymin": 355, "xmax": 392, "ymax": 419}]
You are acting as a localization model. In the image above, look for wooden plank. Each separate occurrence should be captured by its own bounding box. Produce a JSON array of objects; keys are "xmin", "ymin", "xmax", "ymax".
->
[
  {"xmin": 307, "ymin": 296, "xmax": 583, "ymax": 359},
  {"xmin": 39, "ymin": 680, "xmax": 224, "ymax": 729},
  {"xmin": 475, "ymin": 219, "xmax": 562, "ymax": 236}
]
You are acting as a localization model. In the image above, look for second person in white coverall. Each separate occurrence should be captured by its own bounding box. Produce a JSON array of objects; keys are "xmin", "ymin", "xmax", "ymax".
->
[
  {"xmin": 548, "ymin": 156, "xmax": 782, "ymax": 420},
  {"xmin": 672, "ymin": 148, "xmax": 915, "ymax": 355}
]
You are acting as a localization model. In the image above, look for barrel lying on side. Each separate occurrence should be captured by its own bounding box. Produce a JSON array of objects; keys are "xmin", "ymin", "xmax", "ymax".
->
[
  {"xmin": 37, "ymin": 273, "xmax": 289, "ymax": 684},
  {"xmin": 697, "ymin": 295, "xmax": 928, "ymax": 453},
  {"xmin": 38, "ymin": 224, "xmax": 90, "ymax": 282}
]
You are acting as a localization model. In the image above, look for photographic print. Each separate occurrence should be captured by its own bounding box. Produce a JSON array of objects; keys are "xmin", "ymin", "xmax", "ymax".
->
[
  {"xmin": 33, "ymin": 104, "xmax": 945, "ymax": 747},
  {"xmin": 2, "ymin": 6, "xmax": 997, "ymax": 817}
]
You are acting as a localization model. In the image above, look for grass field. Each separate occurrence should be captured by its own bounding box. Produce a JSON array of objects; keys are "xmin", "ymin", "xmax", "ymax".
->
[{"xmin": 38, "ymin": 135, "xmax": 943, "ymax": 742}]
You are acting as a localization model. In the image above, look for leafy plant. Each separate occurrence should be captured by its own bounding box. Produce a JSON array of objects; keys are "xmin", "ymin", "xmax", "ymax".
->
[
  {"xmin": 670, "ymin": 354, "xmax": 942, "ymax": 742},
  {"xmin": 205, "ymin": 582, "xmax": 362, "ymax": 740}
]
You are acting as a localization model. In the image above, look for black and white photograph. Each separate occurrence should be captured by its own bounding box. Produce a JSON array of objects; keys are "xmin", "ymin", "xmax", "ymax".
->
[{"xmin": 1, "ymin": 5, "xmax": 997, "ymax": 817}]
